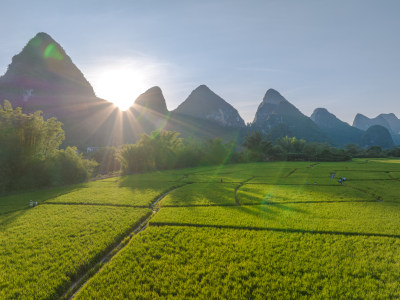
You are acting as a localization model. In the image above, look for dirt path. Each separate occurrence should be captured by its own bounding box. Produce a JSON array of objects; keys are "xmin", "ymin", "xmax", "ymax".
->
[
  {"xmin": 63, "ymin": 184, "xmax": 188, "ymax": 300},
  {"xmin": 285, "ymin": 168, "xmax": 297, "ymax": 177},
  {"xmin": 234, "ymin": 177, "xmax": 254, "ymax": 206}
]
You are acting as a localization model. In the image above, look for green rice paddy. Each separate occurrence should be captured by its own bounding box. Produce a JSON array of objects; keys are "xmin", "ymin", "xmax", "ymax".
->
[{"xmin": 1, "ymin": 159, "xmax": 400, "ymax": 299}]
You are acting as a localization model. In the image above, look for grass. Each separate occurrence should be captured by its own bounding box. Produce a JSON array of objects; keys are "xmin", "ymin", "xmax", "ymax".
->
[
  {"xmin": 150, "ymin": 202, "xmax": 400, "ymax": 236},
  {"xmin": 160, "ymin": 183, "xmax": 238, "ymax": 206},
  {"xmin": 47, "ymin": 176, "xmax": 181, "ymax": 207},
  {"xmin": 75, "ymin": 226, "xmax": 400, "ymax": 299},
  {"xmin": 237, "ymin": 184, "xmax": 373, "ymax": 205},
  {"xmin": 0, "ymin": 205, "xmax": 150, "ymax": 299},
  {"xmin": 2, "ymin": 159, "xmax": 400, "ymax": 298},
  {"xmin": 0, "ymin": 171, "xmax": 182, "ymax": 299}
]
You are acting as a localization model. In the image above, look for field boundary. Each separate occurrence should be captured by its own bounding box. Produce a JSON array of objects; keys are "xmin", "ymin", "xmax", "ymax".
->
[
  {"xmin": 159, "ymin": 199, "xmax": 377, "ymax": 208},
  {"xmin": 43, "ymin": 202, "xmax": 150, "ymax": 208},
  {"xmin": 285, "ymin": 168, "xmax": 297, "ymax": 177},
  {"xmin": 62, "ymin": 183, "xmax": 189, "ymax": 300},
  {"xmin": 150, "ymin": 222, "xmax": 400, "ymax": 239},
  {"xmin": 235, "ymin": 177, "xmax": 255, "ymax": 205}
]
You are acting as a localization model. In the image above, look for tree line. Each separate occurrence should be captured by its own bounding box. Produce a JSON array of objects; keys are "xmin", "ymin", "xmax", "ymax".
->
[
  {"xmin": 2, "ymin": 102, "xmax": 400, "ymax": 192},
  {"xmin": 0, "ymin": 101, "xmax": 96, "ymax": 192},
  {"xmin": 109, "ymin": 130, "xmax": 400, "ymax": 174}
]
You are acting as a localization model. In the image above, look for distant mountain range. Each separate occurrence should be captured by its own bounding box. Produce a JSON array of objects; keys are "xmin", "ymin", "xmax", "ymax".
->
[
  {"xmin": 253, "ymin": 89, "xmax": 327, "ymax": 143},
  {"xmin": 0, "ymin": 32, "xmax": 398, "ymax": 150},
  {"xmin": 311, "ymin": 108, "xmax": 364, "ymax": 147},
  {"xmin": 353, "ymin": 113, "xmax": 400, "ymax": 145}
]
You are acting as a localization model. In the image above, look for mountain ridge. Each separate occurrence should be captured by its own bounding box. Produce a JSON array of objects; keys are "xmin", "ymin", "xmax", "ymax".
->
[
  {"xmin": 174, "ymin": 84, "xmax": 245, "ymax": 128},
  {"xmin": 252, "ymin": 89, "xmax": 328, "ymax": 143},
  {"xmin": 1, "ymin": 32, "xmax": 398, "ymax": 150},
  {"xmin": 353, "ymin": 113, "xmax": 400, "ymax": 144},
  {"xmin": 311, "ymin": 108, "xmax": 364, "ymax": 146}
]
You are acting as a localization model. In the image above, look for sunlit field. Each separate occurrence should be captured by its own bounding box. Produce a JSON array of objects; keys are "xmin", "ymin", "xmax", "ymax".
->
[{"xmin": 1, "ymin": 159, "xmax": 400, "ymax": 299}]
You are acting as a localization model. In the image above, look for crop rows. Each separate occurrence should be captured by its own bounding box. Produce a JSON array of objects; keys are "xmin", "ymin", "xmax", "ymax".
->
[
  {"xmin": 0, "ymin": 173, "xmax": 182, "ymax": 299},
  {"xmin": 76, "ymin": 226, "xmax": 400, "ymax": 299},
  {"xmin": 151, "ymin": 201, "xmax": 400, "ymax": 236},
  {"xmin": 0, "ymin": 205, "xmax": 150, "ymax": 299},
  {"xmin": 2, "ymin": 159, "xmax": 400, "ymax": 299},
  {"xmin": 74, "ymin": 159, "xmax": 400, "ymax": 298}
]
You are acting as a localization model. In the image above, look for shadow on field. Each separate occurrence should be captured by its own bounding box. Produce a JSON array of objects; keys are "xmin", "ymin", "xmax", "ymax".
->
[
  {"xmin": 0, "ymin": 184, "xmax": 84, "ymax": 226},
  {"xmin": 0, "ymin": 209, "xmax": 29, "ymax": 227},
  {"xmin": 151, "ymin": 222, "xmax": 400, "ymax": 239},
  {"xmin": 159, "ymin": 182, "xmax": 238, "ymax": 207}
]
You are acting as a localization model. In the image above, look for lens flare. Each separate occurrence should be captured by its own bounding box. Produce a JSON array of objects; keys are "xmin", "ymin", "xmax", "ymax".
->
[{"xmin": 43, "ymin": 43, "xmax": 64, "ymax": 60}]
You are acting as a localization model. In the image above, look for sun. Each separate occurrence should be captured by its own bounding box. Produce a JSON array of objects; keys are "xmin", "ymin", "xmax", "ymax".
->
[{"xmin": 88, "ymin": 59, "xmax": 153, "ymax": 110}]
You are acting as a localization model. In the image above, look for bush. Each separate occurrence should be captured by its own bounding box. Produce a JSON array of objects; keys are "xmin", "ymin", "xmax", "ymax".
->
[{"xmin": 0, "ymin": 101, "xmax": 97, "ymax": 192}]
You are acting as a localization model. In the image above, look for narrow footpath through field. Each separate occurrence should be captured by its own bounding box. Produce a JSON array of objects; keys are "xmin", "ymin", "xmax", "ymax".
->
[{"xmin": 62, "ymin": 183, "xmax": 190, "ymax": 299}]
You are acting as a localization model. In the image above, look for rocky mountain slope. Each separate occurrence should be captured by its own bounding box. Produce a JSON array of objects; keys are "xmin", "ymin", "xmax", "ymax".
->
[
  {"xmin": 0, "ymin": 32, "xmax": 120, "ymax": 147},
  {"xmin": 311, "ymin": 108, "xmax": 363, "ymax": 146},
  {"xmin": 174, "ymin": 85, "xmax": 245, "ymax": 128},
  {"xmin": 359, "ymin": 125, "xmax": 395, "ymax": 149},
  {"xmin": 252, "ymin": 89, "xmax": 328, "ymax": 142},
  {"xmin": 1, "ymin": 32, "xmax": 398, "ymax": 150},
  {"xmin": 353, "ymin": 113, "xmax": 400, "ymax": 144},
  {"xmin": 133, "ymin": 86, "xmax": 168, "ymax": 115}
]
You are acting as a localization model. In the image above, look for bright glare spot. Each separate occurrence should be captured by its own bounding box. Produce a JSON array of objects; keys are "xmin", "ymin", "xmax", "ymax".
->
[{"xmin": 87, "ymin": 58, "xmax": 162, "ymax": 110}]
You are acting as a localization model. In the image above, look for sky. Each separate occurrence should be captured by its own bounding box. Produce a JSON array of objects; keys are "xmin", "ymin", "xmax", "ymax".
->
[{"xmin": 0, "ymin": 0, "xmax": 399, "ymax": 124}]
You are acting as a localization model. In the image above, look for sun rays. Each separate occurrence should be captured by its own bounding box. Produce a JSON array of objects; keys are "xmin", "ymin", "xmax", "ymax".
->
[{"xmin": 86, "ymin": 57, "xmax": 166, "ymax": 111}]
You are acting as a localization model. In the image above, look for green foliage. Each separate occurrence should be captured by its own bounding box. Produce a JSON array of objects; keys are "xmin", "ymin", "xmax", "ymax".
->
[
  {"xmin": 48, "ymin": 175, "xmax": 181, "ymax": 207},
  {"xmin": 0, "ymin": 170, "xmax": 184, "ymax": 299},
  {"xmin": 385, "ymin": 147, "xmax": 400, "ymax": 157},
  {"xmin": 242, "ymin": 132, "xmax": 351, "ymax": 162},
  {"xmin": 0, "ymin": 204, "xmax": 151, "ymax": 299},
  {"xmin": 200, "ymin": 138, "xmax": 234, "ymax": 165},
  {"xmin": 0, "ymin": 101, "xmax": 96, "ymax": 191},
  {"xmin": 117, "ymin": 130, "xmax": 183, "ymax": 173},
  {"xmin": 2, "ymin": 159, "xmax": 400, "ymax": 298},
  {"xmin": 174, "ymin": 139, "xmax": 203, "ymax": 168},
  {"xmin": 75, "ymin": 227, "xmax": 400, "ymax": 299},
  {"xmin": 46, "ymin": 147, "xmax": 97, "ymax": 185},
  {"xmin": 76, "ymin": 159, "xmax": 400, "ymax": 299},
  {"xmin": 160, "ymin": 183, "xmax": 237, "ymax": 206},
  {"xmin": 117, "ymin": 131, "xmax": 235, "ymax": 173},
  {"xmin": 242, "ymin": 131, "xmax": 273, "ymax": 161},
  {"xmin": 86, "ymin": 147, "xmax": 120, "ymax": 175}
]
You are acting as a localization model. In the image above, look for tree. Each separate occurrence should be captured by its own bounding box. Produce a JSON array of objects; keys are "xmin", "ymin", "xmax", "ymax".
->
[
  {"xmin": 0, "ymin": 101, "xmax": 95, "ymax": 191},
  {"xmin": 242, "ymin": 131, "xmax": 273, "ymax": 161},
  {"xmin": 201, "ymin": 138, "xmax": 234, "ymax": 165},
  {"xmin": 344, "ymin": 143, "xmax": 363, "ymax": 157},
  {"xmin": 276, "ymin": 136, "xmax": 306, "ymax": 160},
  {"xmin": 86, "ymin": 147, "xmax": 120, "ymax": 175},
  {"xmin": 117, "ymin": 130, "xmax": 183, "ymax": 174}
]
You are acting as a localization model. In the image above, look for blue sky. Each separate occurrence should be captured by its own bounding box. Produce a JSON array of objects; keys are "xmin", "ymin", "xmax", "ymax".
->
[{"xmin": 0, "ymin": 0, "xmax": 399, "ymax": 123}]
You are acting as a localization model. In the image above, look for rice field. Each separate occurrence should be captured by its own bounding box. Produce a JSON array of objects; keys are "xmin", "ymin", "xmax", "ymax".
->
[{"xmin": 1, "ymin": 159, "xmax": 400, "ymax": 298}]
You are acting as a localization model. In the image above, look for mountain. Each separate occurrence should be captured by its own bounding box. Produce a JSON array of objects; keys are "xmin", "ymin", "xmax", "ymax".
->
[
  {"xmin": 0, "ymin": 32, "xmax": 120, "ymax": 147},
  {"xmin": 359, "ymin": 125, "xmax": 395, "ymax": 149},
  {"xmin": 353, "ymin": 113, "xmax": 400, "ymax": 145},
  {"xmin": 311, "ymin": 108, "xmax": 363, "ymax": 146},
  {"xmin": 252, "ymin": 89, "xmax": 328, "ymax": 142},
  {"xmin": 0, "ymin": 32, "xmax": 96, "ymax": 107},
  {"xmin": 380, "ymin": 113, "xmax": 400, "ymax": 134},
  {"xmin": 2, "ymin": 33, "xmax": 397, "ymax": 150},
  {"xmin": 353, "ymin": 113, "xmax": 391, "ymax": 131},
  {"xmin": 134, "ymin": 86, "xmax": 168, "ymax": 115},
  {"xmin": 174, "ymin": 85, "xmax": 245, "ymax": 128},
  {"xmin": 0, "ymin": 33, "xmax": 243, "ymax": 148}
]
